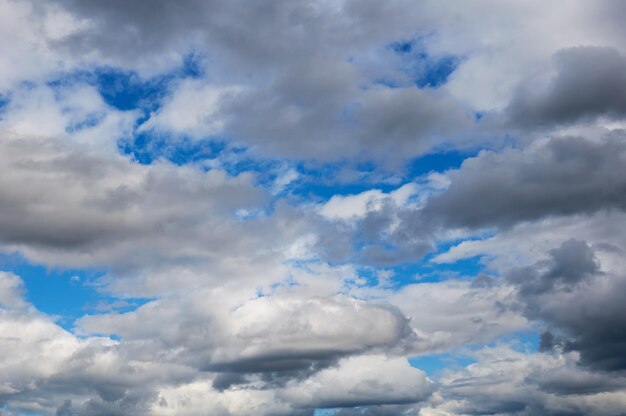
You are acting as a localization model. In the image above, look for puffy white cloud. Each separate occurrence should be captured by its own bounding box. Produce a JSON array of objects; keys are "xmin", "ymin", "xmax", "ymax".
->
[
  {"xmin": 390, "ymin": 279, "xmax": 528, "ymax": 353},
  {"xmin": 281, "ymin": 354, "xmax": 434, "ymax": 409},
  {"xmin": 77, "ymin": 289, "xmax": 415, "ymax": 375},
  {"xmin": 139, "ymin": 80, "xmax": 239, "ymax": 139}
]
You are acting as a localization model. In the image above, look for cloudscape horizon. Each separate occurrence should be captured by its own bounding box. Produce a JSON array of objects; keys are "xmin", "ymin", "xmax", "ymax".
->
[{"xmin": 0, "ymin": 1, "xmax": 626, "ymax": 415}]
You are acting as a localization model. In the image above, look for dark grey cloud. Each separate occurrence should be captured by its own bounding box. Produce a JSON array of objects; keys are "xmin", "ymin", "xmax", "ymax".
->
[
  {"xmin": 508, "ymin": 239, "xmax": 599, "ymax": 297},
  {"xmin": 537, "ymin": 366, "xmax": 626, "ymax": 396},
  {"xmin": 352, "ymin": 200, "xmax": 433, "ymax": 266},
  {"xmin": 422, "ymin": 133, "xmax": 626, "ymax": 230},
  {"xmin": 509, "ymin": 240, "xmax": 626, "ymax": 372},
  {"xmin": 508, "ymin": 46, "xmax": 626, "ymax": 127}
]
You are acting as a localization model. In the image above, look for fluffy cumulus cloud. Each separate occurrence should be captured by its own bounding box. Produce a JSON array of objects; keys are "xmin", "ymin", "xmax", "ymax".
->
[{"xmin": 1, "ymin": 0, "xmax": 626, "ymax": 415}]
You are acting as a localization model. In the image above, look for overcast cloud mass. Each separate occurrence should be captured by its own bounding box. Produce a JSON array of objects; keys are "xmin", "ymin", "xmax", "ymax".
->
[{"xmin": 0, "ymin": 1, "xmax": 625, "ymax": 415}]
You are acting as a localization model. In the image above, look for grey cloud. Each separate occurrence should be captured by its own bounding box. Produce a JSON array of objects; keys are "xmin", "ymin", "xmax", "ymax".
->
[
  {"xmin": 352, "ymin": 200, "xmax": 433, "ymax": 266},
  {"xmin": 538, "ymin": 366, "xmax": 626, "ymax": 396},
  {"xmin": 509, "ymin": 240, "xmax": 626, "ymax": 372},
  {"xmin": 508, "ymin": 46, "xmax": 626, "ymax": 127},
  {"xmin": 78, "ymin": 293, "xmax": 415, "ymax": 377},
  {"xmin": 150, "ymin": 64, "xmax": 477, "ymax": 163},
  {"xmin": 39, "ymin": 0, "xmax": 479, "ymax": 163},
  {"xmin": 315, "ymin": 195, "xmax": 435, "ymax": 267},
  {"xmin": 422, "ymin": 133, "xmax": 626, "ymax": 230},
  {"xmin": 508, "ymin": 239, "xmax": 598, "ymax": 297},
  {"xmin": 56, "ymin": 400, "xmax": 74, "ymax": 416},
  {"xmin": 53, "ymin": 393, "xmax": 155, "ymax": 416},
  {"xmin": 205, "ymin": 351, "xmax": 341, "ymax": 376},
  {"xmin": 0, "ymin": 121, "xmax": 323, "ymax": 293},
  {"xmin": 49, "ymin": 0, "xmax": 429, "ymax": 69}
]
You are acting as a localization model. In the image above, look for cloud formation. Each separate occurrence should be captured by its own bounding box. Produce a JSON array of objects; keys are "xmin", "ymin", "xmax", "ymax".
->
[{"xmin": 1, "ymin": 0, "xmax": 626, "ymax": 414}]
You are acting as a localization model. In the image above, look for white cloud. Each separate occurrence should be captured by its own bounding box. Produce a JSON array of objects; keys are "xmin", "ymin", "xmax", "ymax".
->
[
  {"xmin": 281, "ymin": 354, "xmax": 434, "ymax": 408},
  {"xmin": 140, "ymin": 80, "xmax": 239, "ymax": 139}
]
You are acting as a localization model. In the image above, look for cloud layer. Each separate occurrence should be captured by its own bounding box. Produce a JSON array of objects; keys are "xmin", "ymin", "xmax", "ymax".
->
[{"xmin": 0, "ymin": 0, "xmax": 626, "ymax": 415}]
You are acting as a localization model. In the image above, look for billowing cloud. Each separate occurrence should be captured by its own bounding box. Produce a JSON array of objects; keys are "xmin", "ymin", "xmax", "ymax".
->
[{"xmin": 77, "ymin": 290, "xmax": 415, "ymax": 376}]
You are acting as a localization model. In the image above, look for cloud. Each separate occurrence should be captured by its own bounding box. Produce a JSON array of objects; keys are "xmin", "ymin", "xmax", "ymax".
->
[
  {"xmin": 1, "ymin": 1, "xmax": 626, "ymax": 414},
  {"xmin": 0, "ymin": 272, "xmax": 26, "ymax": 309},
  {"xmin": 0, "ymin": 272, "xmax": 430, "ymax": 414},
  {"xmin": 422, "ymin": 132, "xmax": 626, "ymax": 230},
  {"xmin": 425, "ymin": 346, "xmax": 626, "ymax": 416},
  {"xmin": 508, "ymin": 47, "xmax": 626, "ymax": 127},
  {"xmin": 507, "ymin": 240, "xmax": 626, "ymax": 372},
  {"xmin": 390, "ymin": 279, "xmax": 527, "ymax": 353},
  {"xmin": 507, "ymin": 239, "xmax": 599, "ymax": 297},
  {"xmin": 139, "ymin": 80, "xmax": 238, "ymax": 138},
  {"xmin": 280, "ymin": 354, "xmax": 434, "ymax": 409},
  {"xmin": 0, "ymin": 0, "xmax": 481, "ymax": 163},
  {"xmin": 78, "ymin": 291, "xmax": 415, "ymax": 377}
]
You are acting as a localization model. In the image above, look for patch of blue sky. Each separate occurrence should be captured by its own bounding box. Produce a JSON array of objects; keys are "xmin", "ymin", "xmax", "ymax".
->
[
  {"xmin": 350, "ymin": 266, "xmax": 382, "ymax": 288},
  {"xmin": 391, "ymin": 255, "xmax": 487, "ymax": 287},
  {"xmin": 90, "ymin": 52, "xmax": 202, "ymax": 113},
  {"xmin": 119, "ymin": 131, "xmax": 226, "ymax": 165},
  {"xmin": 292, "ymin": 162, "xmax": 395, "ymax": 201},
  {"xmin": 389, "ymin": 232, "xmax": 499, "ymax": 286},
  {"xmin": 389, "ymin": 37, "xmax": 462, "ymax": 89},
  {"xmin": 409, "ymin": 329, "xmax": 543, "ymax": 379},
  {"xmin": 496, "ymin": 328, "xmax": 543, "ymax": 353},
  {"xmin": 0, "ymin": 92, "xmax": 9, "ymax": 116},
  {"xmin": 291, "ymin": 150, "xmax": 471, "ymax": 202},
  {"xmin": 342, "ymin": 255, "xmax": 482, "ymax": 292},
  {"xmin": 93, "ymin": 68, "xmax": 170, "ymax": 112},
  {"xmin": 347, "ymin": 233, "xmax": 498, "ymax": 289},
  {"xmin": 0, "ymin": 252, "xmax": 147, "ymax": 331},
  {"xmin": 46, "ymin": 51, "xmax": 203, "ymax": 132},
  {"xmin": 314, "ymin": 409, "xmax": 338, "ymax": 416},
  {"xmin": 409, "ymin": 352, "xmax": 477, "ymax": 379},
  {"xmin": 43, "ymin": 52, "xmax": 231, "ymax": 168},
  {"xmin": 406, "ymin": 149, "xmax": 472, "ymax": 178}
]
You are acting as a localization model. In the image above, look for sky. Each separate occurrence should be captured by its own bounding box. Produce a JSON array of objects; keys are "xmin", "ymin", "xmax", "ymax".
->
[{"xmin": 0, "ymin": 1, "xmax": 626, "ymax": 415}]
